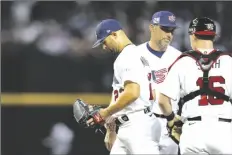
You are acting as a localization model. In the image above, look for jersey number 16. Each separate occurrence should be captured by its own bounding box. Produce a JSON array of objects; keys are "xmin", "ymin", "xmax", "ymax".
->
[{"xmin": 196, "ymin": 76, "xmax": 225, "ymax": 106}]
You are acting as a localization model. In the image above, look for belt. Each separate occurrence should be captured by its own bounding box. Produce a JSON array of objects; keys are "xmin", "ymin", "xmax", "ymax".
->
[
  {"xmin": 152, "ymin": 113, "xmax": 166, "ymax": 119},
  {"xmin": 115, "ymin": 107, "xmax": 151, "ymax": 126},
  {"xmin": 187, "ymin": 116, "xmax": 232, "ymax": 123}
]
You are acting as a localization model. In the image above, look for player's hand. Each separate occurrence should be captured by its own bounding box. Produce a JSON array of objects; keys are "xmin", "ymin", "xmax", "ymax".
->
[
  {"xmin": 104, "ymin": 130, "xmax": 117, "ymax": 151},
  {"xmin": 167, "ymin": 115, "xmax": 183, "ymax": 144},
  {"xmin": 86, "ymin": 108, "xmax": 108, "ymax": 127},
  {"xmin": 103, "ymin": 117, "xmax": 117, "ymax": 151},
  {"xmin": 167, "ymin": 115, "xmax": 181, "ymax": 128}
]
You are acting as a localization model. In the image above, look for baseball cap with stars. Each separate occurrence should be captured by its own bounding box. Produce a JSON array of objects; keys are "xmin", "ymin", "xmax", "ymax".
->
[{"xmin": 151, "ymin": 11, "xmax": 178, "ymax": 28}]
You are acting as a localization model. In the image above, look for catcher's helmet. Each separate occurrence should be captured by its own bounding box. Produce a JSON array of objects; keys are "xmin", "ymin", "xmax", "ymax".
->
[{"xmin": 188, "ymin": 17, "xmax": 216, "ymax": 36}]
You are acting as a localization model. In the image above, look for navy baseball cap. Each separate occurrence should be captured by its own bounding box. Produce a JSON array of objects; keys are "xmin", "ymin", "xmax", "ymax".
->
[
  {"xmin": 151, "ymin": 11, "xmax": 177, "ymax": 28},
  {"xmin": 92, "ymin": 19, "xmax": 122, "ymax": 48}
]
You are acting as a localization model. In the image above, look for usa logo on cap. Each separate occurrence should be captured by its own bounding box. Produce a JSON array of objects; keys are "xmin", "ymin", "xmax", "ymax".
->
[{"xmin": 168, "ymin": 15, "xmax": 176, "ymax": 22}]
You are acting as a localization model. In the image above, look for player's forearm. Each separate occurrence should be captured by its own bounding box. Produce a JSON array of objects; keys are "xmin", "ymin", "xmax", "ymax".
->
[
  {"xmin": 158, "ymin": 93, "xmax": 173, "ymax": 116},
  {"xmin": 105, "ymin": 91, "xmax": 139, "ymax": 117}
]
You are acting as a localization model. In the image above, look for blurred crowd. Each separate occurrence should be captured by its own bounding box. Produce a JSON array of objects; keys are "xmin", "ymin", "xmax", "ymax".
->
[{"xmin": 2, "ymin": 1, "xmax": 232, "ymax": 93}]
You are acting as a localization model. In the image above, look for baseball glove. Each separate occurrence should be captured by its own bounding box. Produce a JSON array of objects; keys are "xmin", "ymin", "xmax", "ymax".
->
[
  {"xmin": 167, "ymin": 115, "xmax": 183, "ymax": 144},
  {"xmin": 73, "ymin": 99, "xmax": 105, "ymax": 134}
]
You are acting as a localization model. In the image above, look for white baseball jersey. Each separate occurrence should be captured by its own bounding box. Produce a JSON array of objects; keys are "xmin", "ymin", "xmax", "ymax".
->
[
  {"xmin": 159, "ymin": 49, "xmax": 232, "ymax": 119},
  {"xmin": 110, "ymin": 44, "xmax": 151, "ymax": 117},
  {"xmin": 136, "ymin": 43, "xmax": 182, "ymax": 114}
]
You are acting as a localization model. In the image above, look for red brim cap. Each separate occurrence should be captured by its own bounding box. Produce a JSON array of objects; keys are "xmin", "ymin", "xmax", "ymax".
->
[{"xmin": 194, "ymin": 31, "xmax": 216, "ymax": 35}]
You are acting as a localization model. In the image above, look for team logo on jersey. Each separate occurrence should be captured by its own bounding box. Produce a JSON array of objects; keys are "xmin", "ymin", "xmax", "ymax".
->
[
  {"xmin": 140, "ymin": 56, "xmax": 150, "ymax": 67},
  {"xmin": 153, "ymin": 68, "xmax": 168, "ymax": 84}
]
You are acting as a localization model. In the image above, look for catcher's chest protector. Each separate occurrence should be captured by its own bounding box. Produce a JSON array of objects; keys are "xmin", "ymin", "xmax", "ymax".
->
[{"xmin": 170, "ymin": 50, "xmax": 232, "ymax": 115}]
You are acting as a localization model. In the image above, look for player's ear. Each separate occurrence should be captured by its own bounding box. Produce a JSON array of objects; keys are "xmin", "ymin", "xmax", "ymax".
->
[
  {"xmin": 149, "ymin": 24, "xmax": 153, "ymax": 32},
  {"xmin": 149, "ymin": 24, "xmax": 156, "ymax": 33},
  {"xmin": 192, "ymin": 34, "xmax": 197, "ymax": 41}
]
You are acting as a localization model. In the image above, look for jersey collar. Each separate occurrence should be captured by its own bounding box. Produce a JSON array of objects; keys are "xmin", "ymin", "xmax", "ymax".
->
[
  {"xmin": 146, "ymin": 42, "xmax": 164, "ymax": 58},
  {"xmin": 195, "ymin": 48, "xmax": 216, "ymax": 55}
]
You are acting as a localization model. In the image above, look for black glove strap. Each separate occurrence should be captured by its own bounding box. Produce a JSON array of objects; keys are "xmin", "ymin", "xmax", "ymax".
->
[{"xmin": 166, "ymin": 112, "xmax": 175, "ymax": 121}]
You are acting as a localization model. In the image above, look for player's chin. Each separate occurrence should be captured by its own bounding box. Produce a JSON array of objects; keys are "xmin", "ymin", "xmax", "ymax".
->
[
  {"xmin": 163, "ymin": 40, "xmax": 171, "ymax": 45},
  {"xmin": 160, "ymin": 43, "xmax": 169, "ymax": 50}
]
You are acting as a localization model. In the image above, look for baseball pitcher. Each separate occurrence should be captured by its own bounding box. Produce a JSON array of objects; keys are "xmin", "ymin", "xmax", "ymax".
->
[{"xmin": 74, "ymin": 19, "xmax": 160, "ymax": 154}]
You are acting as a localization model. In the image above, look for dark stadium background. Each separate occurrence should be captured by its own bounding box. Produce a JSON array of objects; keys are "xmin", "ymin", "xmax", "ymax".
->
[{"xmin": 2, "ymin": 1, "xmax": 232, "ymax": 155}]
